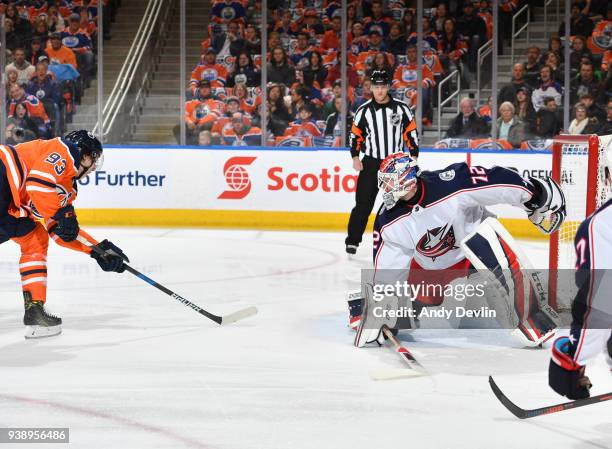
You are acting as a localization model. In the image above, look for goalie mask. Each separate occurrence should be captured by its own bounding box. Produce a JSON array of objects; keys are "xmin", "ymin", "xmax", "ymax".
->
[{"xmin": 377, "ymin": 153, "xmax": 420, "ymax": 210}]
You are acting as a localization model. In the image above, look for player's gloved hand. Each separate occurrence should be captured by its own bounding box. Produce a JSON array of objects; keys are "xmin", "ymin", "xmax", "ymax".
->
[
  {"xmin": 549, "ymin": 337, "xmax": 592, "ymax": 399},
  {"xmin": 51, "ymin": 205, "xmax": 79, "ymax": 242},
  {"xmin": 91, "ymin": 239, "xmax": 129, "ymax": 273},
  {"xmin": 524, "ymin": 176, "xmax": 566, "ymax": 234}
]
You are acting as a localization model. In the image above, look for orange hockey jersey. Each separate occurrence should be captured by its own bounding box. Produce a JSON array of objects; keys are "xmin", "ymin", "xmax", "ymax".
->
[{"xmin": 0, "ymin": 139, "xmax": 96, "ymax": 253}]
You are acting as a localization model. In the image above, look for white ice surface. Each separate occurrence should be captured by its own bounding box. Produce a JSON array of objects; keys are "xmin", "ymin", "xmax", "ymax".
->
[{"xmin": 0, "ymin": 228, "xmax": 610, "ymax": 449}]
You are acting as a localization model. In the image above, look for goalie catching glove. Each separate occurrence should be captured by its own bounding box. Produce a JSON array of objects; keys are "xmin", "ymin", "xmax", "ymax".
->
[
  {"xmin": 91, "ymin": 239, "xmax": 129, "ymax": 273},
  {"xmin": 523, "ymin": 176, "xmax": 566, "ymax": 234}
]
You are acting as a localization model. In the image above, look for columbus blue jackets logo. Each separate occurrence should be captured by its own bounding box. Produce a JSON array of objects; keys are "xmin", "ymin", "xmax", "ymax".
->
[{"xmin": 416, "ymin": 224, "xmax": 458, "ymax": 261}]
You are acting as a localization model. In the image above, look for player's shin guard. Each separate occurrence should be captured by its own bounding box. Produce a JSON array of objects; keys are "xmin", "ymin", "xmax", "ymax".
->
[
  {"xmin": 461, "ymin": 218, "xmax": 558, "ymax": 347},
  {"xmin": 13, "ymin": 224, "xmax": 49, "ymax": 303}
]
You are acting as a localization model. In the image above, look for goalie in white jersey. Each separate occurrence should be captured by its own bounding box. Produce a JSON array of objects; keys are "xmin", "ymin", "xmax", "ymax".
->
[
  {"xmin": 549, "ymin": 150, "xmax": 612, "ymax": 400},
  {"xmin": 354, "ymin": 152, "xmax": 567, "ymax": 348}
]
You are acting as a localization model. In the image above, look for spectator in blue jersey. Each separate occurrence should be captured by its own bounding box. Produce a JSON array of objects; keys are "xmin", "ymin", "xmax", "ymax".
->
[
  {"xmin": 27, "ymin": 62, "xmax": 61, "ymax": 105},
  {"xmin": 290, "ymin": 32, "xmax": 315, "ymax": 68},
  {"xmin": 212, "ymin": 0, "xmax": 246, "ymax": 25},
  {"xmin": 227, "ymin": 52, "xmax": 260, "ymax": 87},
  {"xmin": 26, "ymin": 62, "xmax": 62, "ymax": 133},
  {"xmin": 60, "ymin": 14, "xmax": 94, "ymax": 79},
  {"xmin": 363, "ymin": 0, "xmax": 391, "ymax": 36}
]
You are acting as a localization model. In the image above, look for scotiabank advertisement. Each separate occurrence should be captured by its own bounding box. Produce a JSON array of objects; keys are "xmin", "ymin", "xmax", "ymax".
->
[{"xmin": 75, "ymin": 147, "xmax": 553, "ymax": 218}]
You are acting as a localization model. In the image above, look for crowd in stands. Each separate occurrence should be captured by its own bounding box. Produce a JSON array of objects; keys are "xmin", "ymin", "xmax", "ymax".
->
[
  {"xmin": 3, "ymin": 0, "xmax": 115, "ymax": 144},
  {"xmin": 445, "ymin": 0, "xmax": 611, "ymax": 147},
  {"xmin": 182, "ymin": 0, "xmax": 548, "ymax": 146}
]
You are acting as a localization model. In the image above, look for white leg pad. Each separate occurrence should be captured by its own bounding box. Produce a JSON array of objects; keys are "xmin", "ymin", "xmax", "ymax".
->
[{"xmin": 461, "ymin": 218, "xmax": 558, "ymax": 347}]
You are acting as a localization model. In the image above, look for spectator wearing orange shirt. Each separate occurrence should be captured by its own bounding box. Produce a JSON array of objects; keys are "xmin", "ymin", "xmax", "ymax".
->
[
  {"xmin": 190, "ymin": 48, "xmax": 228, "ymax": 94},
  {"xmin": 221, "ymin": 112, "xmax": 262, "ymax": 146},
  {"xmin": 45, "ymin": 32, "xmax": 77, "ymax": 69},
  {"xmin": 7, "ymin": 84, "xmax": 52, "ymax": 137},
  {"xmin": 211, "ymin": 96, "xmax": 243, "ymax": 137},
  {"xmin": 283, "ymin": 105, "xmax": 323, "ymax": 138},
  {"xmin": 320, "ymin": 15, "xmax": 341, "ymax": 52},
  {"xmin": 393, "ymin": 44, "xmax": 435, "ymax": 122},
  {"xmin": 175, "ymin": 80, "xmax": 226, "ymax": 144}
]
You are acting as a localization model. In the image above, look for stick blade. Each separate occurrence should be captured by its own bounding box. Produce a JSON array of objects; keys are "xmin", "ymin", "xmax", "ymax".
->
[
  {"xmin": 488, "ymin": 376, "xmax": 527, "ymax": 419},
  {"xmin": 369, "ymin": 368, "xmax": 427, "ymax": 381},
  {"xmin": 220, "ymin": 306, "xmax": 258, "ymax": 325}
]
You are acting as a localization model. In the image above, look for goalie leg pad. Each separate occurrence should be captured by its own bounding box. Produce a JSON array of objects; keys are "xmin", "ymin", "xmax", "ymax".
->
[
  {"xmin": 461, "ymin": 218, "xmax": 557, "ymax": 346},
  {"xmin": 347, "ymin": 290, "xmax": 363, "ymax": 330}
]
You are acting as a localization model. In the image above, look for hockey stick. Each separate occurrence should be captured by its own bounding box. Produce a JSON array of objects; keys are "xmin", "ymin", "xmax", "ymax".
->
[
  {"xmin": 84, "ymin": 239, "xmax": 258, "ymax": 325},
  {"xmin": 489, "ymin": 376, "xmax": 612, "ymax": 419},
  {"xmin": 370, "ymin": 326, "xmax": 427, "ymax": 380}
]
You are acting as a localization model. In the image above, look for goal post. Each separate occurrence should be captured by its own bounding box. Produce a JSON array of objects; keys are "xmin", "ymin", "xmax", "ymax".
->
[{"xmin": 548, "ymin": 134, "xmax": 610, "ymax": 311}]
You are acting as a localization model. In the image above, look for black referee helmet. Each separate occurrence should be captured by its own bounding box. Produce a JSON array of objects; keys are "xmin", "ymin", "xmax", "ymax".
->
[{"xmin": 370, "ymin": 70, "xmax": 390, "ymax": 86}]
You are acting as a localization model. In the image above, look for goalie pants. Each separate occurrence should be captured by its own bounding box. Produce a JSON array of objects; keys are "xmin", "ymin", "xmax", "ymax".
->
[
  {"xmin": 0, "ymin": 160, "xmax": 50, "ymax": 303},
  {"xmin": 408, "ymin": 258, "xmax": 473, "ymax": 306}
]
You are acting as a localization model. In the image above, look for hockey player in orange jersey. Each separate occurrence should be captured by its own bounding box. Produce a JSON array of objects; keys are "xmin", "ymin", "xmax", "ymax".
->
[{"xmin": 0, "ymin": 130, "xmax": 129, "ymax": 339}]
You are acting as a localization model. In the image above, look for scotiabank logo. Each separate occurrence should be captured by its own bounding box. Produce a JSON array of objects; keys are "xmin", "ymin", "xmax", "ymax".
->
[
  {"xmin": 268, "ymin": 166, "xmax": 357, "ymax": 192},
  {"xmin": 218, "ymin": 156, "xmax": 257, "ymax": 199}
]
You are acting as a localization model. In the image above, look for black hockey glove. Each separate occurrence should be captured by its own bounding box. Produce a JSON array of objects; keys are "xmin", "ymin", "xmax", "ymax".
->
[
  {"xmin": 51, "ymin": 205, "xmax": 79, "ymax": 242},
  {"xmin": 91, "ymin": 239, "xmax": 129, "ymax": 273},
  {"xmin": 548, "ymin": 337, "xmax": 592, "ymax": 400}
]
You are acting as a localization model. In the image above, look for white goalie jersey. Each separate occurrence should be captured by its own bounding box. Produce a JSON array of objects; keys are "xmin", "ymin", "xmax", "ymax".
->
[{"xmin": 373, "ymin": 162, "xmax": 537, "ymax": 272}]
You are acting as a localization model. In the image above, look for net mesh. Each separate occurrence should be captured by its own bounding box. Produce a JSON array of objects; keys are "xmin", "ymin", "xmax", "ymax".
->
[{"xmin": 552, "ymin": 135, "xmax": 611, "ymax": 309}]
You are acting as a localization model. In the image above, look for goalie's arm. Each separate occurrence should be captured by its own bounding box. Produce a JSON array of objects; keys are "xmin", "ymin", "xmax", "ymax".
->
[{"xmin": 454, "ymin": 164, "xmax": 565, "ymax": 233}]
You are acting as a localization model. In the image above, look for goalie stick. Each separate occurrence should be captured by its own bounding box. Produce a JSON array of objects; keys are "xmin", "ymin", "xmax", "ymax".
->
[
  {"xmin": 489, "ymin": 376, "xmax": 612, "ymax": 418},
  {"xmin": 83, "ymin": 238, "xmax": 258, "ymax": 325},
  {"xmin": 370, "ymin": 326, "xmax": 428, "ymax": 380}
]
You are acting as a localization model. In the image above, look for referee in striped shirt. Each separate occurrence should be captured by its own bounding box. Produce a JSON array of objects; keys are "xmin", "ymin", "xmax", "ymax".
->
[{"xmin": 345, "ymin": 70, "xmax": 419, "ymax": 255}]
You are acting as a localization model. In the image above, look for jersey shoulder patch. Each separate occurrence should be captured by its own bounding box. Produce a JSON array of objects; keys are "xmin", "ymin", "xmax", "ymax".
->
[{"xmin": 419, "ymin": 162, "xmax": 471, "ymax": 206}]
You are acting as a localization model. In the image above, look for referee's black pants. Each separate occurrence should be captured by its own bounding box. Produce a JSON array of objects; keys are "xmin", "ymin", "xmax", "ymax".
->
[{"xmin": 346, "ymin": 155, "xmax": 382, "ymax": 247}]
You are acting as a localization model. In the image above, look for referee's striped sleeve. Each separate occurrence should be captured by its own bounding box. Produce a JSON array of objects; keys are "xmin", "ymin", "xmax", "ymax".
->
[
  {"xmin": 399, "ymin": 103, "xmax": 419, "ymax": 158},
  {"xmin": 350, "ymin": 106, "xmax": 366, "ymax": 158}
]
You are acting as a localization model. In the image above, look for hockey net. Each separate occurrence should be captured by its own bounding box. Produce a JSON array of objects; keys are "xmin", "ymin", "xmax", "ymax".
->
[{"xmin": 548, "ymin": 134, "xmax": 612, "ymax": 311}]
